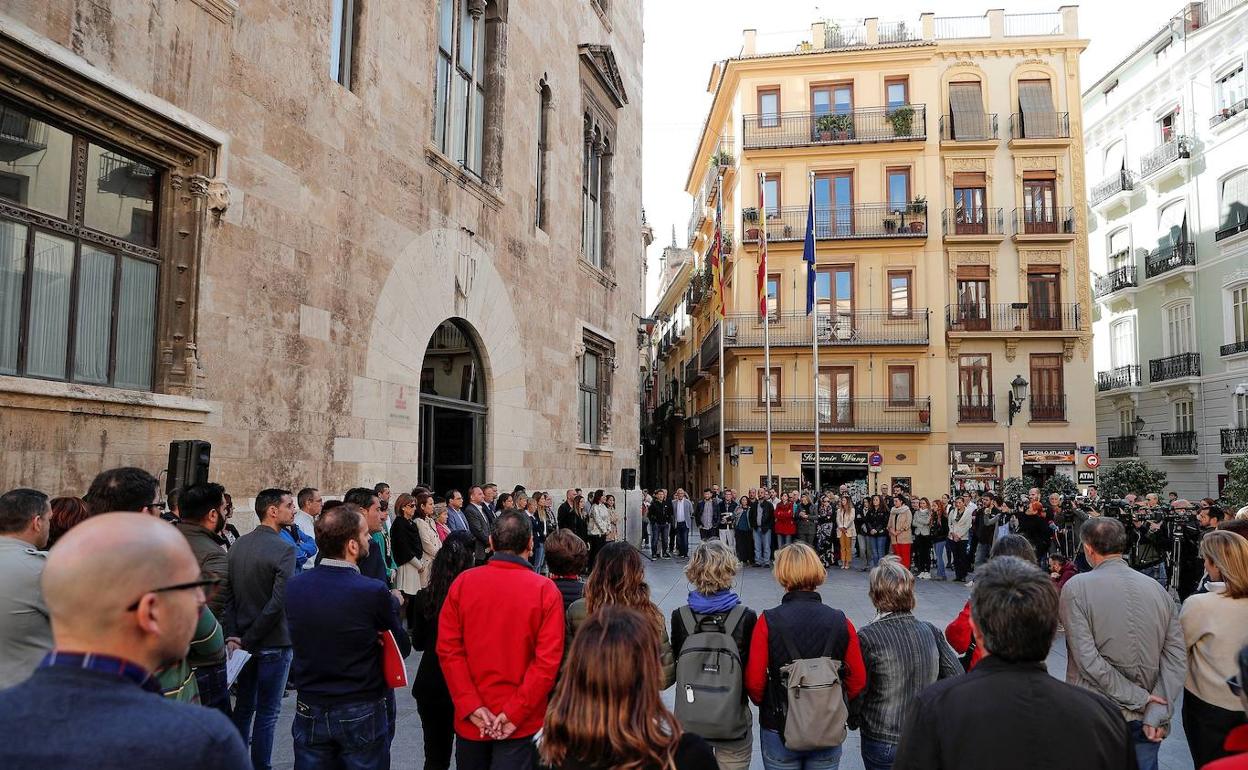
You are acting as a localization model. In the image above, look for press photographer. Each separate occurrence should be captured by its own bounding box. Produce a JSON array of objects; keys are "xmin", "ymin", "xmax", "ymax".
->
[
  {"xmin": 1124, "ymin": 504, "xmax": 1168, "ymax": 587},
  {"xmin": 1178, "ymin": 501, "xmax": 1225, "ymax": 600}
]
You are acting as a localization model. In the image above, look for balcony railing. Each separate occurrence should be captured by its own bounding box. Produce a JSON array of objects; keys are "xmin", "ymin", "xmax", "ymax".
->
[
  {"xmin": 933, "ymin": 15, "xmax": 991, "ymax": 38},
  {"xmin": 683, "ymin": 356, "xmax": 701, "ymax": 386},
  {"xmin": 1013, "ymin": 206, "xmax": 1075, "ymax": 235},
  {"xmin": 1009, "ymin": 112, "xmax": 1071, "ymax": 140},
  {"xmin": 722, "ymin": 397, "xmax": 932, "ymax": 434},
  {"xmin": 957, "ymin": 395, "xmax": 995, "ymax": 423},
  {"xmin": 1161, "ymin": 431, "xmax": 1198, "ymax": 456},
  {"xmin": 1004, "ymin": 11, "xmax": 1063, "ymax": 36},
  {"xmin": 723, "ymin": 310, "xmax": 930, "ymax": 347},
  {"xmin": 1144, "ymin": 241, "xmax": 1196, "ymax": 279},
  {"xmin": 877, "ymin": 20, "xmax": 920, "ymax": 44},
  {"xmin": 1210, "ymin": 98, "xmax": 1248, "ymax": 128},
  {"xmin": 1149, "ymin": 352, "xmax": 1201, "ymax": 382},
  {"xmin": 1094, "ymin": 266, "xmax": 1138, "ymax": 299},
  {"xmin": 742, "ymin": 105, "xmax": 926, "ymax": 150},
  {"xmin": 939, "ymin": 114, "xmax": 998, "ymax": 141},
  {"xmin": 687, "ymin": 199, "xmax": 707, "ymax": 245},
  {"xmin": 742, "ymin": 203, "xmax": 928, "ymax": 242},
  {"xmin": 1091, "ymin": 169, "xmax": 1136, "ymax": 205},
  {"xmin": 1108, "ymin": 435, "xmax": 1138, "ymax": 458},
  {"xmin": 700, "ymin": 323, "xmax": 720, "ymax": 371},
  {"xmin": 0, "ymin": 103, "xmax": 49, "ymax": 161},
  {"xmin": 696, "ymin": 403, "xmax": 721, "ymax": 443},
  {"xmin": 942, "ymin": 207, "xmax": 1004, "ymax": 236},
  {"xmin": 1223, "ymin": 428, "xmax": 1248, "ymax": 455},
  {"xmin": 1097, "ymin": 364, "xmax": 1141, "ymax": 392},
  {"xmin": 1216, "ymin": 213, "xmax": 1248, "ymax": 242},
  {"xmin": 945, "ymin": 303, "xmax": 1081, "ymax": 333},
  {"xmin": 1222, "ymin": 340, "xmax": 1248, "ymax": 357},
  {"xmin": 1140, "ymin": 136, "xmax": 1191, "ymax": 178},
  {"xmin": 1029, "ymin": 394, "xmax": 1066, "ymax": 422}
]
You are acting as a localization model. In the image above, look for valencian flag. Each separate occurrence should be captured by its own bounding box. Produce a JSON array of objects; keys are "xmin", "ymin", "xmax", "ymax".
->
[
  {"xmin": 710, "ymin": 189, "xmax": 726, "ymax": 318},
  {"xmin": 804, "ymin": 184, "xmax": 816, "ymax": 315},
  {"xmin": 757, "ymin": 208, "xmax": 768, "ymax": 321}
]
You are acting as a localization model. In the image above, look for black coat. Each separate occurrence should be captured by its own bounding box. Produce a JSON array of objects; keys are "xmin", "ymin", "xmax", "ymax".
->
[
  {"xmin": 893, "ymin": 656, "xmax": 1135, "ymax": 770},
  {"xmin": 390, "ymin": 516, "xmax": 422, "ymax": 566}
]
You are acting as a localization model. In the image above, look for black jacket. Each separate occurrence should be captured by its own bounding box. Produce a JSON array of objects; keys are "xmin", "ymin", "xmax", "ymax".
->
[
  {"xmin": 973, "ymin": 506, "xmax": 1001, "ymax": 543},
  {"xmin": 863, "ymin": 506, "xmax": 889, "ymax": 537},
  {"xmin": 552, "ymin": 577, "xmax": 584, "ymax": 611},
  {"xmin": 893, "ymin": 656, "xmax": 1135, "ymax": 770},
  {"xmin": 759, "ymin": 591, "xmax": 852, "ymax": 734},
  {"xmin": 648, "ymin": 498, "xmax": 673, "ymax": 525},
  {"xmin": 557, "ymin": 502, "xmax": 579, "ymax": 531},
  {"xmin": 390, "ymin": 516, "xmax": 422, "ymax": 566},
  {"xmin": 463, "ymin": 503, "xmax": 491, "ymax": 563},
  {"xmin": 749, "ymin": 499, "xmax": 775, "ymax": 530}
]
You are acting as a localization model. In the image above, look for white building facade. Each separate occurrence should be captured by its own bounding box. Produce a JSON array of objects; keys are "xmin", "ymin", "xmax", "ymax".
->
[{"xmin": 1085, "ymin": 0, "xmax": 1248, "ymax": 499}]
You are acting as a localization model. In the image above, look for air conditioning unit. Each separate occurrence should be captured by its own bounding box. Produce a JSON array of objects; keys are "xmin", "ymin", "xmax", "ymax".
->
[{"xmin": 698, "ymin": 440, "xmax": 712, "ymax": 454}]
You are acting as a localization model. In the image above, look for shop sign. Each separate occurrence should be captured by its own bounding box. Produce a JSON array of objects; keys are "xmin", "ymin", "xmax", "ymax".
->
[
  {"xmin": 1022, "ymin": 449, "xmax": 1076, "ymax": 465},
  {"xmin": 800, "ymin": 451, "xmax": 869, "ymax": 465}
]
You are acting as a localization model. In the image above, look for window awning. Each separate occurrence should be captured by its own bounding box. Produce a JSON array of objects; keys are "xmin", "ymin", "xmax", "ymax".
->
[
  {"xmin": 1158, "ymin": 203, "xmax": 1187, "ymax": 246},
  {"xmin": 1019, "ymin": 80, "xmax": 1055, "ymax": 138},
  {"xmin": 949, "ymin": 82, "xmax": 985, "ymax": 140},
  {"xmin": 1222, "ymin": 172, "xmax": 1248, "ymax": 231}
]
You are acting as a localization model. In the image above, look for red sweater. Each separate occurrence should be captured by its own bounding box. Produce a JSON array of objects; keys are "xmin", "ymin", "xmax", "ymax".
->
[
  {"xmin": 944, "ymin": 600, "xmax": 984, "ymax": 668},
  {"xmin": 744, "ymin": 612, "xmax": 867, "ymax": 704},
  {"xmin": 774, "ymin": 503, "xmax": 797, "ymax": 536},
  {"xmin": 437, "ymin": 555, "xmax": 565, "ymax": 739},
  {"xmin": 1205, "ymin": 726, "xmax": 1248, "ymax": 770}
]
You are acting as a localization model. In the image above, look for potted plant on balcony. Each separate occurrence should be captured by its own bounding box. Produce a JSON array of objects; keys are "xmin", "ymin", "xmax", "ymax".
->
[
  {"xmin": 887, "ymin": 105, "xmax": 916, "ymax": 137},
  {"xmin": 883, "ymin": 215, "xmax": 898, "ymax": 234},
  {"xmin": 710, "ymin": 149, "xmax": 734, "ymax": 168},
  {"xmin": 815, "ymin": 113, "xmax": 838, "ymax": 141},
  {"xmin": 918, "ymin": 406, "xmax": 930, "ymax": 424},
  {"xmin": 743, "ymin": 207, "xmax": 760, "ymax": 240},
  {"xmin": 907, "ymin": 195, "xmax": 927, "ymax": 215},
  {"xmin": 721, "ymin": 230, "xmax": 734, "ymax": 254},
  {"xmin": 1177, "ymin": 135, "xmax": 1193, "ymax": 158},
  {"xmin": 828, "ymin": 113, "xmax": 854, "ymax": 140}
]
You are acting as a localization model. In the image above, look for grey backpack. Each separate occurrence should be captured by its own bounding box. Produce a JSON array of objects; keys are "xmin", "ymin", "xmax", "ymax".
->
[
  {"xmin": 772, "ymin": 619, "xmax": 848, "ymax": 751},
  {"xmin": 674, "ymin": 605, "xmax": 750, "ymax": 741}
]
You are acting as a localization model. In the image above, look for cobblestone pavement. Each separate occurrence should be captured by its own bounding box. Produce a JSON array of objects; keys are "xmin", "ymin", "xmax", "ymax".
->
[{"xmin": 272, "ymin": 540, "xmax": 1195, "ymax": 770}]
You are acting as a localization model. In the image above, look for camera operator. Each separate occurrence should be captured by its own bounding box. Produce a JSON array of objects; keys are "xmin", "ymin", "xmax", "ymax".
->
[
  {"xmin": 1178, "ymin": 501, "xmax": 1225, "ymax": 600},
  {"xmin": 1126, "ymin": 504, "xmax": 1168, "ymax": 587},
  {"xmin": 972, "ymin": 493, "xmax": 1002, "ymax": 567}
]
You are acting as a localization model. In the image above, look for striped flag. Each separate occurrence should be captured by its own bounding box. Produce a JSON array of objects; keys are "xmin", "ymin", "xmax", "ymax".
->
[{"xmin": 710, "ymin": 187, "xmax": 726, "ymax": 318}]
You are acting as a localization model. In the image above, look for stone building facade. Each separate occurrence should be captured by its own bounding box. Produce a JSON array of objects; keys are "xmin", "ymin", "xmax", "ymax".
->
[{"xmin": 0, "ymin": 0, "xmax": 645, "ymax": 511}]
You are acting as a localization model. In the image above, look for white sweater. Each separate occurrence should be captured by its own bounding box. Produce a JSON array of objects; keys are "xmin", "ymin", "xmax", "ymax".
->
[{"xmin": 1179, "ymin": 584, "xmax": 1248, "ymax": 710}]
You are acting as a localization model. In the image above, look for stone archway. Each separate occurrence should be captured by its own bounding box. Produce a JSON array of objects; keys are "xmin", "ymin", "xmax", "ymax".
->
[{"xmin": 334, "ymin": 227, "xmax": 533, "ymax": 486}]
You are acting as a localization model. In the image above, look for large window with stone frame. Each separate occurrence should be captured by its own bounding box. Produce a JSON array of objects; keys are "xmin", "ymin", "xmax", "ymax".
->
[
  {"xmin": 579, "ymin": 331, "xmax": 614, "ymax": 446},
  {"xmin": 434, "ymin": 0, "xmax": 487, "ymax": 176},
  {"xmin": 581, "ymin": 112, "xmax": 613, "ymax": 269},
  {"xmin": 0, "ymin": 96, "xmax": 161, "ymax": 390}
]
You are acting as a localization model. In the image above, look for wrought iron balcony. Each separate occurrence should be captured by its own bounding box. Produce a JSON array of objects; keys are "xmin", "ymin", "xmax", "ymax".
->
[
  {"xmin": 942, "ymin": 208, "xmax": 1005, "ymax": 237},
  {"xmin": 1029, "ymin": 394, "xmax": 1066, "ymax": 422},
  {"xmin": 1222, "ymin": 340, "xmax": 1248, "ymax": 357},
  {"xmin": 938, "ymin": 114, "xmax": 998, "ymax": 142},
  {"xmin": 1013, "ymin": 206, "xmax": 1075, "ymax": 235},
  {"xmin": 1144, "ymin": 242, "xmax": 1196, "ymax": 279},
  {"xmin": 700, "ymin": 323, "xmax": 720, "ymax": 371},
  {"xmin": 957, "ymin": 395, "xmax": 995, "ymax": 423},
  {"xmin": 742, "ymin": 203, "xmax": 928, "ymax": 242},
  {"xmin": 1210, "ymin": 98, "xmax": 1248, "ymax": 128},
  {"xmin": 1097, "ymin": 364, "xmax": 1141, "ymax": 392},
  {"xmin": 687, "ymin": 199, "xmax": 707, "ymax": 246},
  {"xmin": 721, "ymin": 397, "xmax": 932, "ymax": 434},
  {"xmin": 722, "ymin": 310, "xmax": 930, "ymax": 348},
  {"xmin": 1091, "ymin": 169, "xmax": 1136, "ymax": 206},
  {"xmin": 696, "ymin": 403, "xmax": 721, "ymax": 443},
  {"xmin": 1149, "ymin": 352, "xmax": 1201, "ymax": 382},
  {"xmin": 1094, "ymin": 266, "xmax": 1138, "ymax": 299},
  {"xmin": 0, "ymin": 102, "xmax": 50, "ymax": 162},
  {"xmin": 945, "ymin": 303, "xmax": 1081, "ymax": 333},
  {"xmin": 683, "ymin": 356, "xmax": 701, "ymax": 386},
  {"xmin": 1008, "ymin": 112, "xmax": 1071, "ymax": 140},
  {"xmin": 1108, "ymin": 435, "xmax": 1138, "ymax": 458},
  {"xmin": 741, "ymin": 105, "xmax": 926, "ymax": 150},
  {"xmin": 1223, "ymin": 428, "xmax": 1248, "ymax": 455},
  {"xmin": 1139, "ymin": 136, "xmax": 1191, "ymax": 178},
  {"xmin": 684, "ymin": 425, "xmax": 701, "ymax": 455},
  {"xmin": 1161, "ymin": 431, "xmax": 1198, "ymax": 456},
  {"xmin": 1217, "ymin": 213, "xmax": 1248, "ymax": 242}
]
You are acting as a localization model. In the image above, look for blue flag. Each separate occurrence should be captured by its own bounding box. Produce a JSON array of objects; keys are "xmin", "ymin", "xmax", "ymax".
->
[{"xmin": 803, "ymin": 187, "xmax": 816, "ymax": 315}]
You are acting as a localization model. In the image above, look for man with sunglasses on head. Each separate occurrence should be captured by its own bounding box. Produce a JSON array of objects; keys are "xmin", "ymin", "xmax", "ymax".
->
[
  {"xmin": 0, "ymin": 512, "xmax": 248, "ymax": 769},
  {"xmin": 222, "ymin": 488, "xmax": 298, "ymax": 770}
]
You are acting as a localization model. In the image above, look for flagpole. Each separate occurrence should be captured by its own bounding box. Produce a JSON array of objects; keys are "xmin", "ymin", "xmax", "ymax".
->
[
  {"xmin": 809, "ymin": 171, "xmax": 821, "ymax": 498},
  {"xmin": 717, "ymin": 172, "xmax": 726, "ymax": 497},
  {"xmin": 759, "ymin": 172, "xmax": 774, "ymax": 490}
]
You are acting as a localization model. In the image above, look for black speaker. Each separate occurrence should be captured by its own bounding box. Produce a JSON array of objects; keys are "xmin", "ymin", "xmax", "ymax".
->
[
  {"xmin": 620, "ymin": 468, "xmax": 636, "ymax": 490},
  {"xmin": 167, "ymin": 440, "xmax": 211, "ymax": 494}
]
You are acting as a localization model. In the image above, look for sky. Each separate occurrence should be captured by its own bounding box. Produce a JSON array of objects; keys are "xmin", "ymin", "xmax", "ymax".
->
[{"xmin": 640, "ymin": 0, "xmax": 1181, "ymax": 310}]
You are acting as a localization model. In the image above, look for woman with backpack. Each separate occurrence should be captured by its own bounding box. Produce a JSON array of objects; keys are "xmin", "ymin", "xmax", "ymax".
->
[
  {"xmin": 853, "ymin": 556, "xmax": 962, "ymax": 770},
  {"xmin": 745, "ymin": 542, "xmax": 867, "ymax": 769},
  {"xmin": 671, "ymin": 540, "xmax": 758, "ymax": 770}
]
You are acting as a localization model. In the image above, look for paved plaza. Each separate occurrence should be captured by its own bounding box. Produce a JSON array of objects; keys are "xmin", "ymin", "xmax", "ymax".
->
[{"xmin": 272, "ymin": 541, "xmax": 1196, "ymax": 770}]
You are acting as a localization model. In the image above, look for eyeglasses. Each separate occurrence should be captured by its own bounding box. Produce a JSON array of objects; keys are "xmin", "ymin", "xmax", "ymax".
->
[
  {"xmin": 147, "ymin": 501, "xmax": 167, "ymax": 512},
  {"xmin": 1230, "ymin": 674, "xmax": 1244, "ymax": 698},
  {"xmin": 126, "ymin": 576, "xmax": 223, "ymax": 611}
]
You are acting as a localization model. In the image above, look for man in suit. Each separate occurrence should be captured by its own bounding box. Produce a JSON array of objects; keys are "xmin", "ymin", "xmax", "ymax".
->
[
  {"xmin": 481, "ymin": 483, "xmax": 499, "ymax": 523},
  {"xmin": 0, "ymin": 513, "xmax": 249, "ymax": 769},
  {"xmin": 446, "ymin": 490, "xmax": 469, "ymax": 533},
  {"xmin": 464, "ymin": 486, "xmax": 492, "ymax": 565},
  {"xmin": 0, "ymin": 488, "xmax": 52, "ymax": 690}
]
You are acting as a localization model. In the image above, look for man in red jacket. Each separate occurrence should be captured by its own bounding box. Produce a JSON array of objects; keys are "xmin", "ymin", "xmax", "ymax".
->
[{"xmin": 438, "ymin": 510, "xmax": 564, "ymax": 769}]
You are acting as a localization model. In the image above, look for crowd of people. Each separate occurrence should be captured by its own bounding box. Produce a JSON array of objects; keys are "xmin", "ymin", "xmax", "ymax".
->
[{"xmin": 0, "ymin": 467, "xmax": 1247, "ymax": 770}]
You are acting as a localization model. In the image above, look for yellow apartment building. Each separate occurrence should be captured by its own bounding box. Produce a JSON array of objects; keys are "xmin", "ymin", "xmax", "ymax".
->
[{"xmin": 647, "ymin": 8, "xmax": 1097, "ymax": 498}]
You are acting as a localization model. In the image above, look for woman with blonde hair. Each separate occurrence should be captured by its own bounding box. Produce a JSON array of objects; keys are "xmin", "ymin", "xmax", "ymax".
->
[
  {"xmin": 1179, "ymin": 529, "xmax": 1248, "ymax": 767},
  {"xmin": 670, "ymin": 540, "xmax": 757, "ymax": 770},
  {"xmin": 836, "ymin": 495, "xmax": 857, "ymax": 571},
  {"xmin": 745, "ymin": 543, "xmax": 867, "ymax": 768},
  {"xmin": 540, "ymin": 607, "xmax": 717, "ymax": 770},
  {"xmin": 567, "ymin": 541, "xmax": 676, "ymax": 688}
]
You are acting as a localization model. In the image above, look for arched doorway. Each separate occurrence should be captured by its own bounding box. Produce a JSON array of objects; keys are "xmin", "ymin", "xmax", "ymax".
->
[{"xmin": 418, "ymin": 319, "xmax": 486, "ymax": 496}]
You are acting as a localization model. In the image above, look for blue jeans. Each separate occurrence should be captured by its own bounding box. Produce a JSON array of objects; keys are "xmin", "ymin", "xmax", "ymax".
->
[
  {"xmin": 675, "ymin": 521, "xmax": 690, "ymax": 556},
  {"xmin": 1138, "ymin": 562, "xmax": 1167, "ymax": 588},
  {"xmin": 754, "ymin": 528, "xmax": 772, "ymax": 565},
  {"xmin": 777, "ymin": 533, "xmax": 794, "ymax": 548},
  {"xmin": 869, "ymin": 535, "xmax": 888, "ymax": 567},
  {"xmin": 651, "ymin": 522, "xmax": 670, "ymax": 556},
  {"xmin": 1129, "ymin": 720, "xmax": 1160, "ymax": 770},
  {"xmin": 760, "ymin": 729, "xmax": 842, "ymax": 770},
  {"xmin": 932, "ymin": 540, "xmax": 947, "ymax": 578},
  {"xmin": 860, "ymin": 737, "xmax": 897, "ymax": 770},
  {"xmin": 292, "ymin": 697, "xmax": 389, "ymax": 770},
  {"xmin": 530, "ymin": 542, "xmax": 546, "ymax": 574},
  {"xmin": 232, "ymin": 646, "xmax": 294, "ymax": 770}
]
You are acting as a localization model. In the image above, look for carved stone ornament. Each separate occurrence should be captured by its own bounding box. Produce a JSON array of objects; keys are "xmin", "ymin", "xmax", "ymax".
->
[
  {"xmin": 1063, "ymin": 338, "xmax": 1076, "ymax": 362},
  {"xmin": 188, "ymin": 174, "xmax": 210, "ymax": 197},
  {"xmin": 946, "ymin": 157, "xmax": 987, "ymax": 173},
  {"xmin": 455, "ymin": 252, "xmax": 477, "ymax": 299},
  {"xmin": 1017, "ymin": 155, "xmax": 1058, "ymax": 172},
  {"xmin": 1004, "ymin": 338, "xmax": 1019, "ymax": 362},
  {"xmin": 206, "ymin": 179, "xmax": 230, "ymax": 218}
]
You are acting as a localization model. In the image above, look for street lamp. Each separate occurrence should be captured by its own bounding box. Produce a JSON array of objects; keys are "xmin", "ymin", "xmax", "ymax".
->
[
  {"xmin": 1133, "ymin": 415, "xmax": 1146, "ymax": 435},
  {"xmin": 1007, "ymin": 375, "xmax": 1029, "ymax": 425}
]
